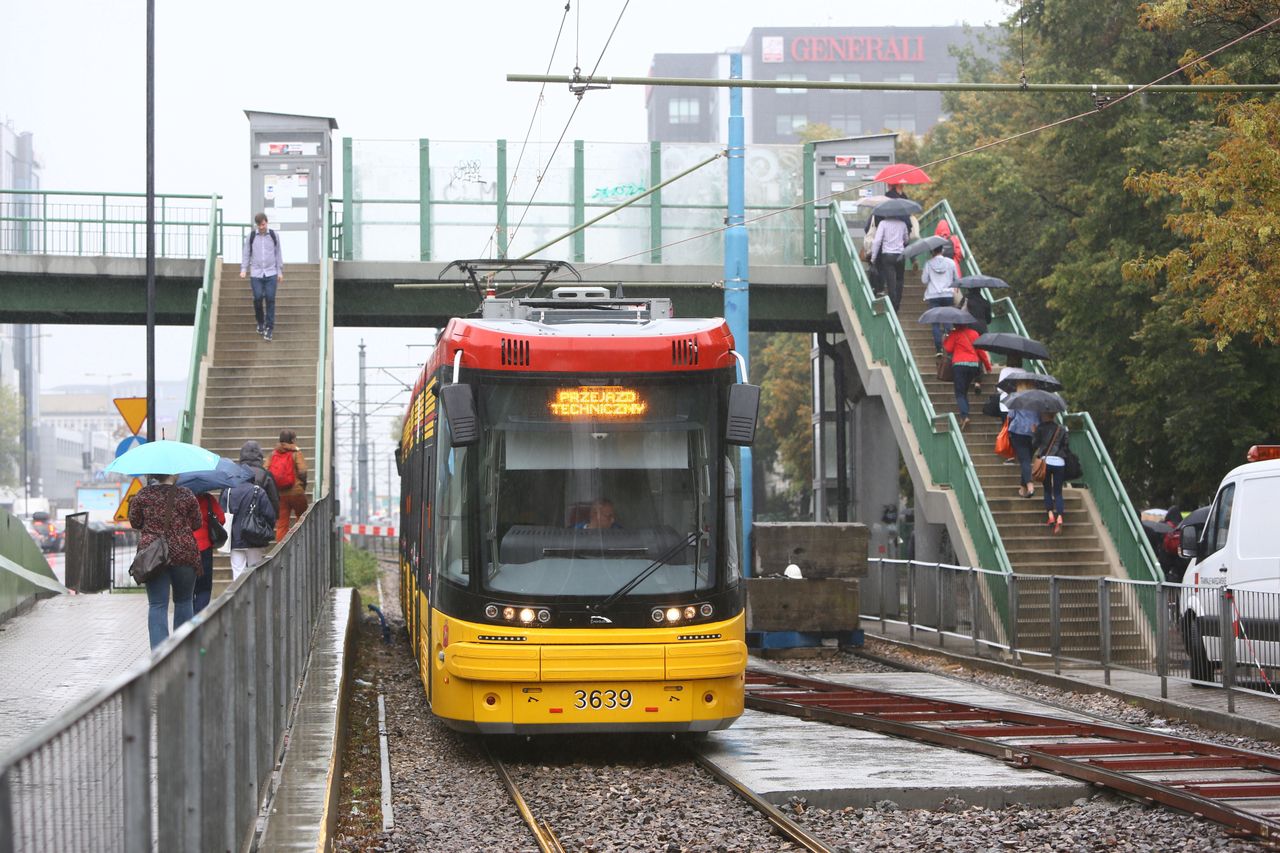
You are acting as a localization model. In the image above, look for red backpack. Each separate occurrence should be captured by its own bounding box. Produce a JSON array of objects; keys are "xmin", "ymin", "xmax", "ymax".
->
[{"xmin": 268, "ymin": 449, "xmax": 297, "ymax": 489}]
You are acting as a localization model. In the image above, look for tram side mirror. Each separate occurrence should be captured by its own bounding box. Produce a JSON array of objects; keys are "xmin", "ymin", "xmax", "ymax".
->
[
  {"xmin": 440, "ymin": 384, "xmax": 480, "ymax": 447},
  {"xmin": 1179, "ymin": 524, "xmax": 1203, "ymax": 561},
  {"xmin": 394, "ymin": 446, "xmax": 404, "ymax": 477},
  {"xmin": 725, "ymin": 384, "xmax": 761, "ymax": 446}
]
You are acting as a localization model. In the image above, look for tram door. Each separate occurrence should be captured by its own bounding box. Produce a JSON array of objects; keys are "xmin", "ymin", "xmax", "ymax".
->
[{"xmin": 419, "ymin": 450, "xmax": 434, "ymax": 704}]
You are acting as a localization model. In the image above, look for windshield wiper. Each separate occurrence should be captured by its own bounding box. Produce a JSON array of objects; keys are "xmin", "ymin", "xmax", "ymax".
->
[{"xmin": 590, "ymin": 532, "xmax": 699, "ymax": 614}]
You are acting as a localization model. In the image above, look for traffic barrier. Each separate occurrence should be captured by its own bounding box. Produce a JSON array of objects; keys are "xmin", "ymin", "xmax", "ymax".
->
[{"xmin": 342, "ymin": 524, "xmax": 396, "ymax": 538}]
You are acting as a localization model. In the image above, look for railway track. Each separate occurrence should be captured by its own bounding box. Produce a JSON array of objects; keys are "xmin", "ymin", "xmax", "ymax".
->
[
  {"xmin": 485, "ymin": 739, "xmax": 832, "ymax": 852},
  {"xmin": 746, "ymin": 669, "xmax": 1280, "ymax": 845}
]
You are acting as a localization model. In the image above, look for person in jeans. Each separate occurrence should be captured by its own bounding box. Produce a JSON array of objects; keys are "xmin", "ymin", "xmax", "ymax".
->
[
  {"xmin": 941, "ymin": 323, "xmax": 991, "ymax": 431},
  {"xmin": 1007, "ymin": 384, "xmax": 1040, "ymax": 498},
  {"xmin": 869, "ymin": 215, "xmax": 909, "ymax": 311},
  {"xmin": 240, "ymin": 212, "xmax": 284, "ymax": 341},
  {"xmin": 1035, "ymin": 412, "xmax": 1071, "ymax": 534},
  {"xmin": 128, "ymin": 475, "xmax": 201, "ymax": 649},
  {"xmin": 921, "ymin": 244, "xmax": 959, "ymax": 355}
]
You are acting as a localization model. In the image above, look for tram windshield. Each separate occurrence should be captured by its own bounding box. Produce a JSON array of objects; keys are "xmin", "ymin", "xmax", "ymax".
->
[{"xmin": 465, "ymin": 377, "xmax": 735, "ymax": 599}]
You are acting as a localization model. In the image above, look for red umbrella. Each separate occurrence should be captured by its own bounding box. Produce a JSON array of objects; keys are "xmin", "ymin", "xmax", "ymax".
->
[{"xmin": 873, "ymin": 163, "xmax": 932, "ymax": 185}]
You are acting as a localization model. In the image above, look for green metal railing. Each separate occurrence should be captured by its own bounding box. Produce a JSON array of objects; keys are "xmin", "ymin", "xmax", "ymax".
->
[
  {"xmin": 315, "ymin": 197, "xmax": 335, "ymax": 498},
  {"xmin": 329, "ymin": 138, "xmax": 803, "ymax": 263},
  {"xmin": 0, "ymin": 189, "xmax": 221, "ymax": 259},
  {"xmin": 920, "ymin": 200, "xmax": 1160, "ymax": 585},
  {"xmin": 827, "ymin": 204, "xmax": 1014, "ymax": 578},
  {"xmin": 179, "ymin": 196, "xmax": 222, "ymax": 443}
]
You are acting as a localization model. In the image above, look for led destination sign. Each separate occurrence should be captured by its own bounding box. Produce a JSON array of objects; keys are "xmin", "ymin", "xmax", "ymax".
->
[{"xmin": 549, "ymin": 386, "xmax": 648, "ymax": 418}]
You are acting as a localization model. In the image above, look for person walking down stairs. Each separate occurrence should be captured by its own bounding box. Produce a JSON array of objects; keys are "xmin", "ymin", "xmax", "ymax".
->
[
  {"xmin": 269, "ymin": 429, "xmax": 309, "ymax": 541},
  {"xmin": 240, "ymin": 212, "xmax": 284, "ymax": 341}
]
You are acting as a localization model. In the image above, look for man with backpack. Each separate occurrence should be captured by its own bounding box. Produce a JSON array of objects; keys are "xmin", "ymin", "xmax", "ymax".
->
[
  {"xmin": 269, "ymin": 428, "xmax": 309, "ymax": 541},
  {"xmin": 228, "ymin": 440, "xmax": 280, "ymax": 579},
  {"xmin": 240, "ymin": 212, "xmax": 284, "ymax": 341}
]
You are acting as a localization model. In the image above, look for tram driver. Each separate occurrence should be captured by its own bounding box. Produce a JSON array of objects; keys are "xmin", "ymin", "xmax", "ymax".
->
[{"xmin": 575, "ymin": 498, "xmax": 623, "ymax": 530}]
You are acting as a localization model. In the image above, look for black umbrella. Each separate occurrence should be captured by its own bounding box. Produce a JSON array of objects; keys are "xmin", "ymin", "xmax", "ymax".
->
[
  {"xmin": 873, "ymin": 198, "xmax": 924, "ymax": 218},
  {"xmin": 997, "ymin": 370, "xmax": 1063, "ymax": 393},
  {"xmin": 903, "ymin": 235, "xmax": 949, "ymax": 260},
  {"xmin": 176, "ymin": 456, "xmax": 252, "ymax": 494},
  {"xmin": 973, "ymin": 332, "xmax": 1051, "ymax": 361},
  {"xmin": 957, "ymin": 275, "xmax": 1009, "ymax": 290},
  {"xmin": 918, "ymin": 306, "xmax": 977, "ymax": 325},
  {"xmin": 1005, "ymin": 389, "xmax": 1068, "ymax": 414}
]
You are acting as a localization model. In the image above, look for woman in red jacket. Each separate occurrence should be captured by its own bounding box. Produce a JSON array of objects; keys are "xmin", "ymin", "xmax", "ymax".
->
[
  {"xmin": 942, "ymin": 323, "xmax": 992, "ymax": 431},
  {"xmin": 192, "ymin": 491, "xmax": 226, "ymax": 614}
]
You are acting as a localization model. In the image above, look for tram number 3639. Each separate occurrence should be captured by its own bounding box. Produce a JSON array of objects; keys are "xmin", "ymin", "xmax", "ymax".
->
[{"xmin": 573, "ymin": 688, "xmax": 634, "ymax": 710}]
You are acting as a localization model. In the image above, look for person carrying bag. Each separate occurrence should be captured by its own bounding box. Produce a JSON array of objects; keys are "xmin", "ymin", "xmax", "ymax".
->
[
  {"xmin": 1033, "ymin": 414, "xmax": 1072, "ymax": 535},
  {"xmin": 127, "ymin": 475, "xmax": 202, "ymax": 649}
]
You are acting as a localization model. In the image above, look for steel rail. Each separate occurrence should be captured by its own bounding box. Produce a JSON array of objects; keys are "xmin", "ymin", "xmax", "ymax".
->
[
  {"xmin": 687, "ymin": 748, "xmax": 834, "ymax": 853},
  {"xmin": 485, "ymin": 745, "xmax": 565, "ymax": 853},
  {"xmin": 745, "ymin": 671, "xmax": 1280, "ymax": 843}
]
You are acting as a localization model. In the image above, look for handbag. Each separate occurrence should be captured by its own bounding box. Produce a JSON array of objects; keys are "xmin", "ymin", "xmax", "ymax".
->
[
  {"xmin": 1031, "ymin": 456, "xmax": 1047, "ymax": 483},
  {"xmin": 982, "ymin": 392, "xmax": 1002, "ymax": 418},
  {"xmin": 936, "ymin": 354, "xmax": 953, "ymax": 381},
  {"xmin": 207, "ymin": 504, "xmax": 228, "ymax": 550},
  {"xmin": 994, "ymin": 420, "xmax": 1014, "ymax": 459},
  {"xmin": 129, "ymin": 485, "xmax": 175, "ymax": 585},
  {"xmin": 240, "ymin": 486, "xmax": 275, "ymax": 548},
  {"xmin": 1062, "ymin": 446, "xmax": 1083, "ymax": 481}
]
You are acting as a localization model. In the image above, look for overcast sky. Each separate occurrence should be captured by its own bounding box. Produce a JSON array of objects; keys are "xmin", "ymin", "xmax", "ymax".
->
[{"xmin": 4, "ymin": 0, "xmax": 1013, "ymax": 482}]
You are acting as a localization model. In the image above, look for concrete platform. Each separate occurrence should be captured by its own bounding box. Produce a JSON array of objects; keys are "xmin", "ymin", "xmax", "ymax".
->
[
  {"xmin": 0, "ymin": 592, "xmax": 148, "ymax": 752},
  {"xmin": 696, "ymin": 671, "xmax": 1092, "ymax": 810}
]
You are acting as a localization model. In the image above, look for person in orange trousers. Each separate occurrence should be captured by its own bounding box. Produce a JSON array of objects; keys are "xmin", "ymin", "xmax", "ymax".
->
[{"xmin": 268, "ymin": 429, "xmax": 309, "ymax": 541}]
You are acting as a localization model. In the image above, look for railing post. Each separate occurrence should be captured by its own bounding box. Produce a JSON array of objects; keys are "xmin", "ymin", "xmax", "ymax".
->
[
  {"xmin": 1049, "ymin": 575, "xmax": 1061, "ymax": 675},
  {"xmin": 1007, "ymin": 573, "xmax": 1019, "ymax": 660},
  {"xmin": 160, "ymin": 195, "xmax": 167, "ymax": 258},
  {"xmin": 802, "ymin": 142, "xmax": 816, "ymax": 265},
  {"xmin": 1099, "ymin": 578, "xmax": 1112, "ymax": 685},
  {"xmin": 876, "ymin": 557, "xmax": 887, "ymax": 632},
  {"xmin": 1157, "ymin": 581, "xmax": 1169, "ymax": 699},
  {"xmin": 496, "ymin": 139, "xmax": 508, "ymax": 259},
  {"xmin": 970, "ymin": 567, "xmax": 980, "ymax": 655},
  {"xmin": 573, "ymin": 140, "xmax": 585, "ymax": 262},
  {"xmin": 907, "ymin": 561, "xmax": 916, "ymax": 640},
  {"xmin": 101, "ymin": 193, "xmax": 108, "ymax": 254},
  {"xmin": 342, "ymin": 137, "xmax": 354, "ymax": 261},
  {"xmin": 936, "ymin": 563, "xmax": 945, "ymax": 647},
  {"xmin": 649, "ymin": 141, "xmax": 662, "ymax": 263},
  {"xmin": 1221, "ymin": 586, "xmax": 1236, "ymax": 714},
  {"xmin": 419, "ymin": 138, "xmax": 432, "ymax": 261}
]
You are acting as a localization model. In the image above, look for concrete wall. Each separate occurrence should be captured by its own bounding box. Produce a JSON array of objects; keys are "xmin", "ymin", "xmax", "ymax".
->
[{"xmin": 753, "ymin": 522, "xmax": 868, "ymax": 579}]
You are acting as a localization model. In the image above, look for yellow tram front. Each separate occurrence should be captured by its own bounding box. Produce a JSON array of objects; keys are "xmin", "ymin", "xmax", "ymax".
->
[{"xmin": 412, "ymin": 347, "xmax": 753, "ymax": 734}]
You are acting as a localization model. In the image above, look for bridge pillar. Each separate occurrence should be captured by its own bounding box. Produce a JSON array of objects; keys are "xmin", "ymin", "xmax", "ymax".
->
[{"xmin": 851, "ymin": 385, "xmax": 903, "ymax": 619}]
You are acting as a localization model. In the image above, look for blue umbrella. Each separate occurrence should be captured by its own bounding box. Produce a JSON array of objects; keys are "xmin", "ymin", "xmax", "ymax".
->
[
  {"xmin": 176, "ymin": 457, "xmax": 252, "ymax": 494},
  {"xmin": 105, "ymin": 439, "xmax": 220, "ymax": 477}
]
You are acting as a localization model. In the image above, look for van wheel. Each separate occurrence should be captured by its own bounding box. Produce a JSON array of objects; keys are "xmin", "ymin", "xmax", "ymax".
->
[{"xmin": 1183, "ymin": 613, "xmax": 1214, "ymax": 684}]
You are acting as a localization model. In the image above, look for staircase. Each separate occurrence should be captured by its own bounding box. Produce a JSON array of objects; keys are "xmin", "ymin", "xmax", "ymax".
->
[
  {"xmin": 899, "ymin": 274, "xmax": 1146, "ymax": 663},
  {"xmin": 195, "ymin": 264, "xmax": 322, "ymax": 595}
]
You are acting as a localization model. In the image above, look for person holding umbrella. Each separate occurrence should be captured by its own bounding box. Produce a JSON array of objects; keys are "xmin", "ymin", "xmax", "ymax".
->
[
  {"xmin": 128, "ymin": 475, "xmax": 202, "ymax": 649},
  {"xmin": 1034, "ymin": 411, "xmax": 1073, "ymax": 534},
  {"xmin": 941, "ymin": 321, "xmax": 991, "ymax": 430},
  {"xmin": 176, "ymin": 457, "xmax": 249, "ymax": 612},
  {"xmin": 869, "ymin": 198, "xmax": 919, "ymax": 312},
  {"xmin": 1006, "ymin": 379, "xmax": 1040, "ymax": 496}
]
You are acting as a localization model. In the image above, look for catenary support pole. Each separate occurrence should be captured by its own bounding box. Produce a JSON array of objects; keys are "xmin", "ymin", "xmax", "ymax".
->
[
  {"xmin": 358, "ymin": 342, "xmax": 368, "ymax": 523},
  {"xmin": 724, "ymin": 53, "xmax": 753, "ymax": 576}
]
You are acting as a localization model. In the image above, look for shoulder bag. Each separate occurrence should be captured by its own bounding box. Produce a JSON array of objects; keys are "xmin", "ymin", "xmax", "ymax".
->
[
  {"xmin": 1031, "ymin": 425, "xmax": 1064, "ymax": 483},
  {"xmin": 207, "ymin": 502, "xmax": 228, "ymax": 550},
  {"xmin": 129, "ymin": 486, "xmax": 175, "ymax": 585},
  {"xmin": 240, "ymin": 486, "xmax": 276, "ymax": 548},
  {"xmin": 936, "ymin": 353, "xmax": 954, "ymax": 382},
  {"xmin": 994, "ymin": 419, "xmax": 1014, "ymax": 459}
]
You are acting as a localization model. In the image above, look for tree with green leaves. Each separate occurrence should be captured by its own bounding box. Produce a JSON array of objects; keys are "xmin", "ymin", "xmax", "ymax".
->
[
  {"xmin": 750, "ymin": 332, "xmax": 812, "ymax": 518},
  {"xmin": 0, "ymin": 385, "xmax": 21, "ymax": 490}
]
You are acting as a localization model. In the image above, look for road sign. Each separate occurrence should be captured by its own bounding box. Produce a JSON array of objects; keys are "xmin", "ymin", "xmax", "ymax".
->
[
  {"xmin": 114, "ymin": 397, "xmax": 148, "ymax": 436},
  {"xmin": 114, "ymin": 478, "xmax": 144, "ymax": 524},
  {"xmin": 115, "ymin": 435, "xmax": 147, "ymax": 458}
]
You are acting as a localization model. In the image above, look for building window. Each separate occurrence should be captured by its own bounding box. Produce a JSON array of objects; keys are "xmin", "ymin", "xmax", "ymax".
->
[
  {"xmin": 775, "ymin": 115, "xmax": 808, "ymax": 137},
  {"xmin": 776, "ymin": 73, "xmax": 806, "ymax": 94},
  {"xmin": 829, "ymin": 73, "xmax": 860, "ymax": 83},
  {"xmin": 883, "ymin": 114, "xmax": 918, "ymax": 134},
  {"xmin": 830, "ymin": 114, "xmax": 862, "ymax": 135},
  {"xmin": 885, "ymin": 73, "xmax": 916, "ymax": 83},
  {"xmin": 937, "ymin": 72, "xmax": 958, "ymax": 84},
  {"xmin": 668, "ymin": 98, "xmax": 700, "ymax": 125}
]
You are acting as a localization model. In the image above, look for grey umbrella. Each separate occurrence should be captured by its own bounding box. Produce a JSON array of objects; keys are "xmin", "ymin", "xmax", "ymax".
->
[
  {"xmin": 956, "ymin": 275, "xmax": 1009, "ymax": 290},
  {"xmin": 997, "ymin": 370, "xmax": 1063, "ymax": 393},
  {"xmin": 973, "ymin": 332, "xmax": 1051, "ymax": 361},
  {"xmin": 873, "ymin": 198, "xmax": 924, "ymax": 218},
  {"xmin": 176, "ymin": 457, "xmax": 252, "ymax": 494},
  {"xmin": 919, "ymin": 306, "xmax": 978, "ymax": 326},
  {"xmin": 1005, "ymin": 389, "xmax": 1068, "ymax": 414},
  {"xmin": 904, "ymin": 235, "xmax": 949, "ymax": 260}
]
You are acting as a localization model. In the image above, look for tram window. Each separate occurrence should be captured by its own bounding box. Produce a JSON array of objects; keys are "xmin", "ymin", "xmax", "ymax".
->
[{"xmin": 437, "ymin": 445, "xmax": 471, "ymax": 585}]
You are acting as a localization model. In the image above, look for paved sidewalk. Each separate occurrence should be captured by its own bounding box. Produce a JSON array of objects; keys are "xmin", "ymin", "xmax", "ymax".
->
[
  {"xmin": 862, "ymin": 618, "xmax": 1280, "ymax": 742},
  {"xmin": 0, "ymin": 593, "xmax": 149, "ymax": 752}
]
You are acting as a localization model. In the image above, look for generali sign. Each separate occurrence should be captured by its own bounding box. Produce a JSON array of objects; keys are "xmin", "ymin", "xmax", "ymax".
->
[{"xmin": 761, "ymin": 35, "xmax": 927, "ymax": 63}]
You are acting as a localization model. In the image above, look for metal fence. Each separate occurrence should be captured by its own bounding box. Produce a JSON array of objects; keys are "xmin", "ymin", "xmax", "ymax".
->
[
  {"xmin": 0, "ymin": 494, "xmax": 338, "ymax": 852},
  {"xmin": 863, "ymin": 559, "xmax": 1280, "ymax": 713}
]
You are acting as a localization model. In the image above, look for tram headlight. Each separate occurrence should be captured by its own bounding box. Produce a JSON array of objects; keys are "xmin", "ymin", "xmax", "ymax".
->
[
  {"xmin": 502, "ymin": 606, "xmax": 516, "ymax": 621},
  {"xmin": 537, "ymin": 609, "xmax": 551, "ymax": 623},
  {"xmin": 665, "ymin": 607, "xmax": 681, "ymax": 623},
  {"xmin": 683, "ymin": 606, "xmax": 697, "ymax": 620},
  {"xmin": 519, "ymin": 608, "xmax": 536, "ymax": 623},
  {"xmin": 651, "ymin": 608, "xmax": 665, "ymax": 623},
  {"xmin": 699, "ymin": 603, "xmax": 713, "ymax": 618},
  {"xmin": 484, "ymin": 604, "xmax": 499, "ymax": 619}
]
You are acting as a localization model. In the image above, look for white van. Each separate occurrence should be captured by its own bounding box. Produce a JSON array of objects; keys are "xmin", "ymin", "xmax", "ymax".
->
[{"xmin": 1178, "ymin": 446, "xmax": 1280, "ymax": 681}]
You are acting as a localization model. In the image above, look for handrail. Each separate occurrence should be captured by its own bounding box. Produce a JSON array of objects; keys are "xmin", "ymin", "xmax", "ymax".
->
[
  {"xmin": 315, "ymin": 196, "xmax": 334, "ymax": 497},
  {"xmin": 0, "ymin": 188, "xmax": 223, "ymax": 200},
  {"xmin": 827, "ymin": 204, "xmax": 1013, "ymax": 577},
  {"xmin": 179, "ymin": 195, "xmax": 220, "ymax": 443},
  {"xmin": 919, "ymin": 200, "xmax": 1160, "ymax": 584}
]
